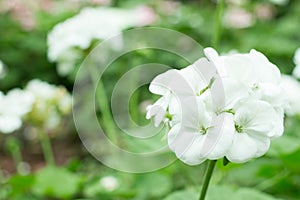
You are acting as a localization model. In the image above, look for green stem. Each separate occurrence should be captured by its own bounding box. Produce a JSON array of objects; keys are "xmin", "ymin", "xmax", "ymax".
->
[
  {"xmin": 39, "ymin": 131, "xmax": 55, "ymax": 166},
  {"xmin": 0, "ymin": 165, "xmax": 3, "ymax": 183},
  {"xmin": 212, "ymin": 0, "xmax": 225, "ymax": 49},
  {"xmin": 129, "ymin": 69, "xmax": 140, "ymax": 127},
  {"xmin": 5, "ymin": 137, "xmax": 22, "ymax": 172},
  {"xmin": 88, "ymin": 63, "xmax": 118, "ymax": 144},
  {"xmin": 199, "ymin": 160, "xmax": 217, "ymax": 200}
]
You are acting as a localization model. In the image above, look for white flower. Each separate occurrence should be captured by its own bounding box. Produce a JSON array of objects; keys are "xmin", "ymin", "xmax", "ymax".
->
[
  {"xmin": 268, "ymin": 0, "xmax": 289, "ymax": 6},
  {"xmin": 0, "ymin": 89, "xmax": 34, "ymax": 134},
  {"xmin": 48, "ymin": 7, "xmax": 153, "ymax": 76},
  {"xmin": 168, "ymin": 100, "xmax": 235, "ymax": 165},
  {"xmin": 205, "ymin": 48, "xmax": 286, "ymax": 109},
  {"xmin": 26, "ymin": 79, "xmax": 57, "ymax": 100},
  {"xmin": 0, "ymin": 115, "xmax": 22, "ymax": 134},
  {"xmin": 225, "ymin": 100, "xmax": 280, "ymax": 163},
  {"xmin": 100, "ymin": 176, "xmax": 119, "ymax": 191},
  {"xmin": 147, "ymin": 47, "xmax": 286, "ymax": 165},
  {"xmin": 292, "ymin": 48, "xmax": 300, "ymax": 79},
  {"xmin": 280, "ymin": 75, "xmax": 300, "ymax": 116},
  {"xmin": 25, "ymin": 79, "xmax": 72, "ymax": 130}
]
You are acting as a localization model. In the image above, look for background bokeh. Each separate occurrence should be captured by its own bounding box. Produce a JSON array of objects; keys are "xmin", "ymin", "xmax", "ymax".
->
[{"xmin": 0, "ymin": 0, "xmax": 300, "ymax": 199}]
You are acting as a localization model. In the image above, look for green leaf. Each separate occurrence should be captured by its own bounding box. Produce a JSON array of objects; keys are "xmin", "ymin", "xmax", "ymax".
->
[
  {"xmin": 268, "ymin": 135, "xmax": 300, "ymax": 157},
  {"xmin": 164, "ymin": 186, "xmax": 281, "ymax": 200},
  {"xmin": 163, "ymin": 190, "xmax": 198, "ymax": 200},
  {"xmin": 8, "ymin": 174, "xmax": 35, "ymax": 195},
  {"xmin": 136, "ymin": 173, "xmax": 172, "ymax": 198},
  {"xmin": 31, "ymin": 166, "xmax": 81, "ymax": 199},
  {"xmin": 232, "ymin": 188, "xmax": 281, "ymax": 200}
]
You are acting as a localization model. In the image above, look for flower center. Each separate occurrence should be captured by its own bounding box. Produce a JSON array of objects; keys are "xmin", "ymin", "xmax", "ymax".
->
[
  {"xmin": 199, "ymin": 125, "xmax": 213, "ymax": 135},
  {"xmin": 165, "ymin": 112, "xmax": 172, "ymax": 120},
  {"xmin": 235, "ymin": 124, "xmax": 244, "ymax": 133},
  {"xmin": 199, "ymin": 126, "xmax": 208, "ymax": 135}
]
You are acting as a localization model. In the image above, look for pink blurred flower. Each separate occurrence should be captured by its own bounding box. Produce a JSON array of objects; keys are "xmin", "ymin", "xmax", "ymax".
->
[
  {"xmin": 224, "ymin": 7, "xmax": 255, "ymax": 29},
  {"xmin": 135, "ymin": 5, "xmax": 157, "ymax": 26},
  {"xmin": 254, "ymin": 4, "xmax": 276, "ymax": 21},
  {"xmin": 89, "ymin": 0, "xmax": 111, "ymax": 6}
]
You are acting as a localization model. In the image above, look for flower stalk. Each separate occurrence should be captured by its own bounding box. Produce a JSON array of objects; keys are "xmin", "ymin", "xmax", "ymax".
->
[
  {"xmin": 39, "ymin": 130, "xmax": 55, "ymax": 166},
  {"xmin": 87, "ymin": 62, "xmax": 118, "ymax": 145},
  {"xmin": 5, "ymin": 137, "xmax": 22, "ymax": 172},
  {"xmin": 199, "ymin": 160, "xmax": 217, "ymax": 200},
  {"xmin": 212, "ymin": 0, "xmax": 225, "ymax": 49}
]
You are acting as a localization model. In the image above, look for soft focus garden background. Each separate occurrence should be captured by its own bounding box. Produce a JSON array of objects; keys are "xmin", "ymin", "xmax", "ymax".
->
[{"xmin": 0, "ymin": 0, "xmax": 300, "ymax": 199}]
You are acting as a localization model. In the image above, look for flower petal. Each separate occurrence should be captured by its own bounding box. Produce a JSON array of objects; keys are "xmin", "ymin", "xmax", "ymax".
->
[{"xmin": 226, "ymin": 133, "xmax": 258, "ymax": 163}]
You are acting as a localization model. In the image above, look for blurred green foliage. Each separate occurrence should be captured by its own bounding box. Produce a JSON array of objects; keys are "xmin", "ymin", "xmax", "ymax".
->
[{"xmin": 1, "ymin": 0, "xmax": 300, "ymax": 200}]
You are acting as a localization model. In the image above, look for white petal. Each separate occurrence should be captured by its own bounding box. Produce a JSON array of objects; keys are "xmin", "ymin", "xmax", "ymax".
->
[
  {"xmin": 168, "ymin": 124, "xmax": 206, "ymax": 165},
  {"xmin": 280, "ymin": 75, "xmax": 300, "ymax": 115},
  {"xmin": 0, "ymin": 116, "xmax": 22, "ymax": 134},
  {"xmin": 255, "ymin": 83, "xmax": 287, "ymax": 108},
  {"xmin": 252, "ymin": 135, "xmax": 270, "ymax": 157},
  {"xmin": 269, "ymin": 108, "xmax": 284, "ymax": 138},
  {"xmin": 203, "ymin": 113, "xmax": 235, "ymax": 160},
  {"xmin": 204, "ymin": 47, "xmax": 224, "ymax": 70},
  {"xmin": 146, "ymin": 97, "xmax": 169, "ymax": 127},
  {"xmin": 1, "ymin": 89, "xmax": 34, "ymax": 116},
  {"xmin": 209, "ymin": 77, "xmax": 250, "ymax": 112},
  {"xmin": 234, "ymin": 100, "xmax": 277, "ymax": 137},
  {"xmin": 292, "ymin": 65, "xmax": 300, "ymax": 79},
  {"xmin": 293, "ymin": 48, "xmax": 300, "ymax": 66},
  {"xmin": 226, "ymin": 133, "xmax": 259, "ymax": 163}
]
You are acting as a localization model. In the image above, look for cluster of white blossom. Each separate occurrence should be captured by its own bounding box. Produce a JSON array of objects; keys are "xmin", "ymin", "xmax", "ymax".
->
[
  {"xmin": 25, "ymin": 79, "xmax": 72, "ymax": 130},
  {"xmin": 0, "ymin": 79, "xmax": 71, "ymax": 134},
  {"xmin": 147, "ymin": 47, "xmax": 287, "ymax": 165},
  {"xmin": 0, "ymin": 89, "xmax": 34, "ymax": 133},
  {"xmin": 47, "ymin": 6, "xmax": 155, "ymax": 76}
]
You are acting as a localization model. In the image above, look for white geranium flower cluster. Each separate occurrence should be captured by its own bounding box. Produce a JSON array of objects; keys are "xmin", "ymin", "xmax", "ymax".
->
[
  {"xmin": 0, "ymin": 89, "xmax": 34, "ymax": 133},
  {"xmin": 0, "ymin": 79, "xmax": 72, "ymax": 134},
  {"xmin": 25, "ymin": 79, "xmax": 72, "ymax": 130},
  {"xmin": 147, "ymin": 47, "xmax": 287, "ymax": 165},
  {"xmin": 48, "ymin": 7, "xmax": 153, "ymax": 76}
]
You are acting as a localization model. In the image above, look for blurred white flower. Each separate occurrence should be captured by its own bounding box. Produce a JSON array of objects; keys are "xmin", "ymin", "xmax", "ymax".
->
[
  {"xmin": 268, "ymin": 0, "xmax": 289, "ymax": 6},
  {"xmin": 0, "ymin": 89, "xmax": 34, "ymax": 134},
  {"xmin": 147, "ymin": 47, "xmax": 286, "ymax": 165},
  {"xmin": 292, "ymin": 48, "xmax": 300, "ymax": 78},
  {"xmin": 25, "ymin": 79, "xmax": 72, "ymax": 130},
  {"xmin": 48, "ymin": 6, "xmax": 155, "ymax": 76},
  {"xmin": 100, "ymin": 176, "xmax": 119, "ymax": 191},
  {"xmin": 224, "ymin": 7, "xmax": 255, "ymax": 29},
  {"xmin": 280, "ymin": 75, "xmax": 300, "ymax": 116},
  {"xmin": 26, "ymin": 79, "xmax": 57, "ymax": 100}
]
